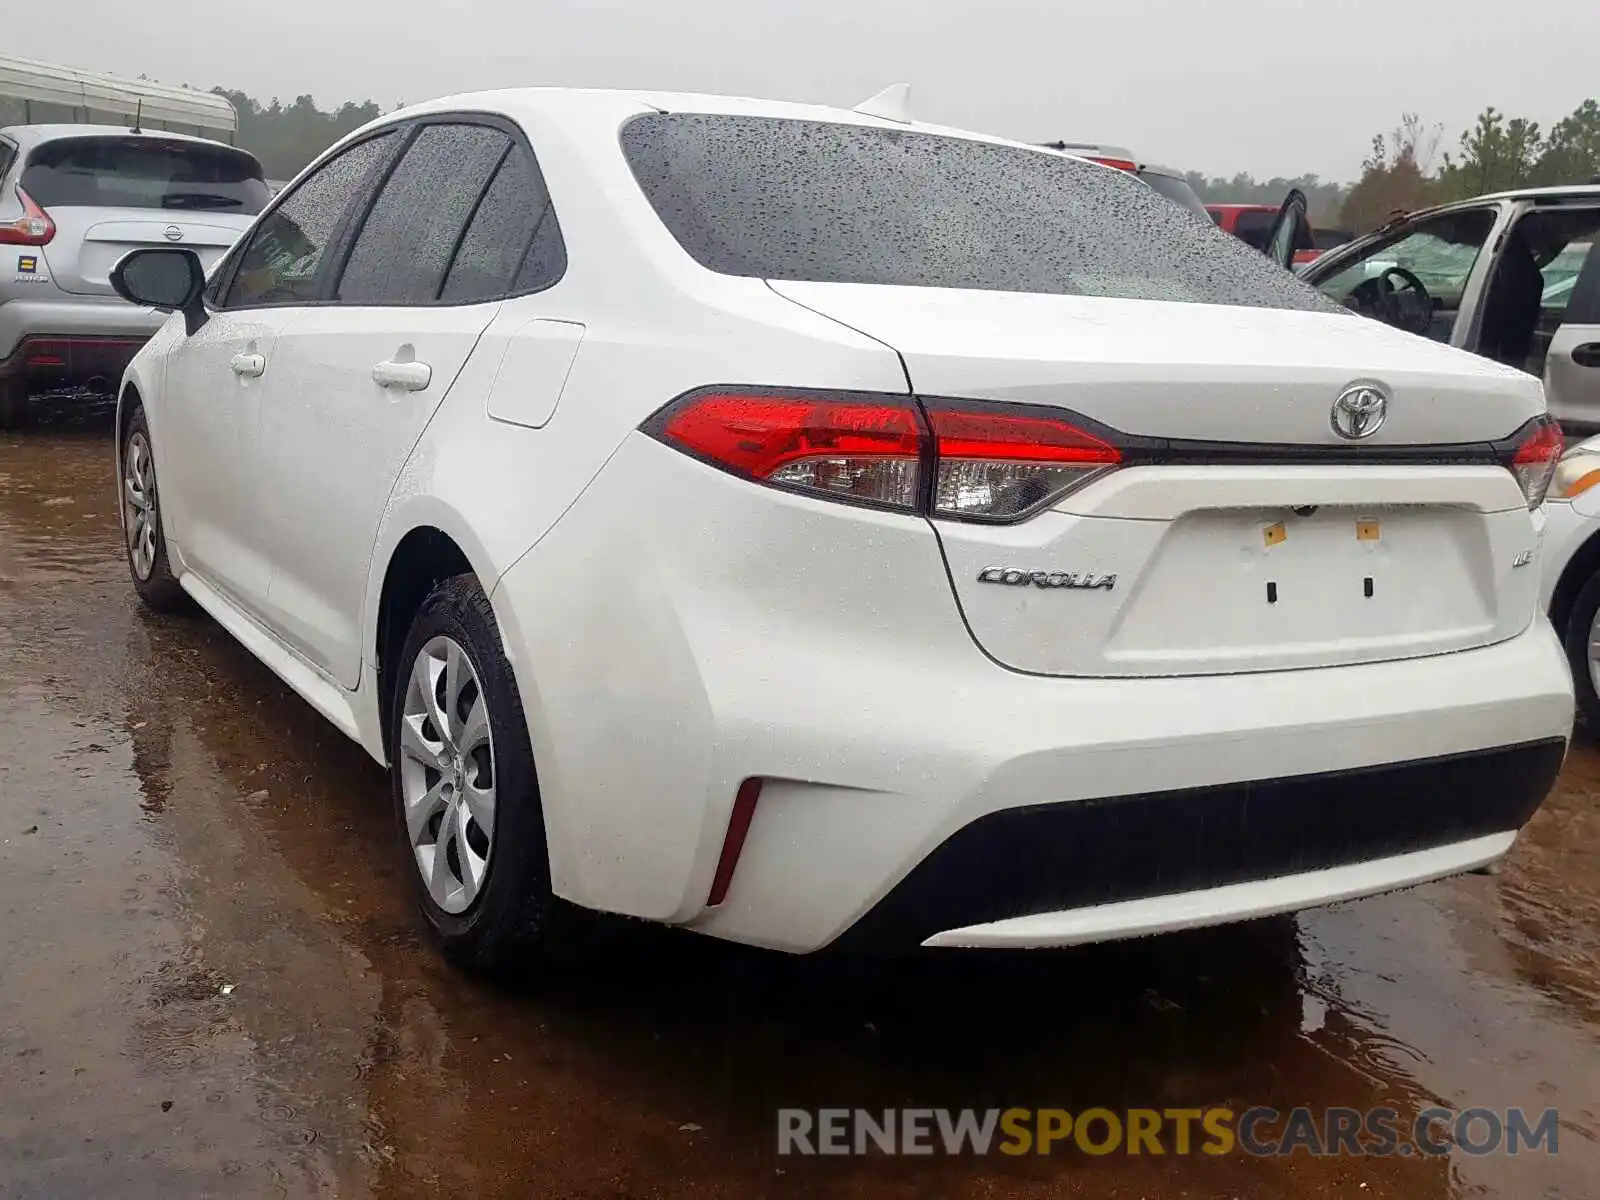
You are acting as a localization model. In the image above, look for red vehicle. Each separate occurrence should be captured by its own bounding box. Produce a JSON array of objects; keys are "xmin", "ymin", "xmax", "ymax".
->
[{"xmin": 1206, "ymin": 203, "xmax": 1351, "ymax": 267}]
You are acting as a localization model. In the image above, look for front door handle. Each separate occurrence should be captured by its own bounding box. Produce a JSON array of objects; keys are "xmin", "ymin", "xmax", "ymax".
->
[
  {"xmin": 372, "ymin": 359, "xmax": 432, "ymax": 391},
  {"xmin": 230, "ymin": 352, "xmax": 265, "ymax": 378},
  {"xmin": 1572, "ymin": 343, "xmax": 1600, "ymax": 368}
]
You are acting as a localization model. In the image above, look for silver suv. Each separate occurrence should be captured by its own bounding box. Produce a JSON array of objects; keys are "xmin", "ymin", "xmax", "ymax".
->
[
  {"xmin": 1301, "ymin": 185, "xmax": 1600, "ymax": 432},
  {"xmin": 0, "ymin": 125, "xmax": 268, "ymax": 426}
]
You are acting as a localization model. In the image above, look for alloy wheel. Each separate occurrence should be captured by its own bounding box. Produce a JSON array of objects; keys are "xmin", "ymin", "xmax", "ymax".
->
[
  {"xmin": 399, "ymin": 635, "xmax": 497, "ymax": 913},
  {"xmin": 1588, "ymin": 605, "xmax": 1600, "ymax": 707},
  {"xmin": 123, "ymin": 431, "xmax": 159, "ymax": 580}
]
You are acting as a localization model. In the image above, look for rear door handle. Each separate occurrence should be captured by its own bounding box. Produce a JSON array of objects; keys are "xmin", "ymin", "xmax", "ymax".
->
[
  {"xmin": 1572, "ymin": 343, "xmax": 1600, "ymax": 368},
  {"xmin": 372, "ymin": 359, "xmax": 432, "ymax": 391},
  {"xmin": 229, "ymin": 352, "xmax": 265, "ymax": 378}
]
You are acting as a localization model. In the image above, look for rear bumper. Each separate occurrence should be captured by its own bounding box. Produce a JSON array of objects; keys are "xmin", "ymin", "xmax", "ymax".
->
[
  {"xmin": 0, "ymin": 295, "xmax": 162, "ymax": 377},
  {"xmin": 495, "ymin": 434, "xmax": 1577, "ymax": 955},
  {"xmin": 0, "ymin": 333, "xmax": 148, "ymax": 386},
  {"xmin": 832, "ymin": 739, "xmax": 1564, "ymax": 950},
  {"xmin": 921, "ymin": 833, "xmax": 1517, "ymax": 948}
]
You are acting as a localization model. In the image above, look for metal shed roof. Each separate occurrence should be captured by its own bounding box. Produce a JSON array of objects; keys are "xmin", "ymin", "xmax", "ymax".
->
[{"xmin": 0, "ymin": 53, "xmax": 236, "ymax": 135}]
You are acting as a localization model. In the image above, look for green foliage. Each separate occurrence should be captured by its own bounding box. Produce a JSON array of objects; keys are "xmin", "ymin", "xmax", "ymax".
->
[
  {"xmin": 1345, "ymin": 99, "xmax": 1600, "ymax": 232},
  {"xmin": 0, "ymin": 85, "xmax": 381, "ymax": 183},
  {"xmin": 210, "ymin": 89, "xmax": 382, "ymax": 180},
  {"xmin": 1338, "ymin": 114, "xmax": 1443, "ymax": 233},
  {"xmin": 1531, "ymin": 98, "xmax": 1600, "ymax": 187},
  {"xmin": 1435, "ymin": 107, "xmax": 1543, "ymax": 200}
]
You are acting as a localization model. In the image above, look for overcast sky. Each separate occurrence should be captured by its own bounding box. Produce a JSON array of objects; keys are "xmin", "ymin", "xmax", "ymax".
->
[{"xmin": 13, "ymin": 0, "xmax": 1596, "ymax": 182}]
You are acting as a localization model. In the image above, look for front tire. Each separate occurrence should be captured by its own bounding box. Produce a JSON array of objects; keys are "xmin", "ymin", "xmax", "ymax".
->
[
  {"xmin": 390, "ymin": 574, "xmax": 560, "ymax": 972},
  {"xmin": 1563, "ymin": 571, "xmax": 1600, "ymax": 727},
  {"xmin": 121, "ymin": 406, "xmax": 188, "ymax": 611}
]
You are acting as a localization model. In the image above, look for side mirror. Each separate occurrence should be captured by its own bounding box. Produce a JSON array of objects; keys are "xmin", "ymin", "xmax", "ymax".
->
[{"xmin": 110, "ymin": 248, "xmax": 209, "ymax": 336}]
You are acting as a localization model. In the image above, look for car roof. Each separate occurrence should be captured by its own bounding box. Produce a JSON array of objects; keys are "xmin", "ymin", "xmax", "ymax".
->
[
  {"xmin": 341, "ymin": 88, "xmax": 1126, "ymax": 170},
  {"xmin": 1385, "ymin": 183, "xmax": 1600, "ymax": 225},
  {"xmin": 0, "ymin": 123, "xmax": 245, "ymax": 152},
  {"xmin": 1467, "ymin": 183, "xmax": 1600, "ymax": 203}
]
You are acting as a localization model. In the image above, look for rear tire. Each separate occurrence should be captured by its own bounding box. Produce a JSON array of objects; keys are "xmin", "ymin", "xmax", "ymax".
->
[
  {"xmin": 1562, "ymin": 570, "xmax": 1600, "ymax": 728},
  {"xmin": 121, "ymin": 406, "xmax": 188, "ymax": 612},
  {"xmin": 0, "ymin": 380, "xmax": 30, "ymax": 430},
  {"xmin": 389, "ymin": 573, "xmax": 562, "ymax": 972}
]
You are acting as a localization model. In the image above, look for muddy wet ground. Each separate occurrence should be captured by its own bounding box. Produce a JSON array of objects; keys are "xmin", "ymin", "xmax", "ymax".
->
[{"xmin": 1, "ymin": 394, "xmax": 1597, "ymax": 1198}]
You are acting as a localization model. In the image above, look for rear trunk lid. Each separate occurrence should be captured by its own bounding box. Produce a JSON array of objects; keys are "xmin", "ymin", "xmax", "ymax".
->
[
  {"xmin": 42, "ymin": 211, "xmax": 252, "ymax": 296},
  {"xmin": 772, "ymin": 282, "xmax": 1547, "ymax": 677}
]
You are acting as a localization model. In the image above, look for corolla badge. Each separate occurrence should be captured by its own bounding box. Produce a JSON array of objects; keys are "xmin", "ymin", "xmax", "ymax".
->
[
  {"xmin": 977, "ymin": 567, "xmax": 1116, "ymax": 591},
  {"xmin": 163, "ymin": 225, "xmax": 184, "ymax": 242},
  {"xmin": 1331, "ymin": 384, "xmax": 1388, "ymax": 440}
]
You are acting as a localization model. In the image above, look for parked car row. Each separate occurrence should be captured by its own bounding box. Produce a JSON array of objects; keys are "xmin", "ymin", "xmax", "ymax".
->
[
  {"xmin": 4, "ymin": 91, "xmax": 1596, "ymax": 977},
  {"xmin": 0, "ymin": 124, "xmax": 267, "ymax": 425},
  {"xmin": 1206, "ymin": 201, "xmax": 1352, "ymax": 267}
]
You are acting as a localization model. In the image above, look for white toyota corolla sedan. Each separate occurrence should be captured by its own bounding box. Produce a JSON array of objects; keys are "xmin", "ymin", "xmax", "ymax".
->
[{"xmin": 107, "ymin": 87, "xmax": 1574, "ymax": 969}]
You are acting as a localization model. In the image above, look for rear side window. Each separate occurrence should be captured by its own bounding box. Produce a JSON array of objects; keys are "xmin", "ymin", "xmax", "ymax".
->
[
  {"xmin": 440, "ymin": 145, "xmax": 566, "ymax": 303},
  {"xmin": 620, "ymin": 114, "xmax": 1334, "ymax": 311},
  {"xmin": 222, "ymin": 133, "xmax": 395, "ymax": 308},
  {"xmin": 0, "ymin": 139, "xmax": 16, "ymax": 180},
  {"xmin": 21, "ymin": 136, "xmax": 269, "ymax": 213},
  {"xmin": 335, "ymin": 123, "xmax": 509, "ymax": 305}
]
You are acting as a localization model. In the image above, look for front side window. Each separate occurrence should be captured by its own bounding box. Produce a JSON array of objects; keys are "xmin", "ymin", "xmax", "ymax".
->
[
  {"xmin": 1315, "ymin": 209, "xmax": 1497, "ymax": 316},
  {"xmin": 222, "ymin": 133, "xmax": 395, "ymax": 308},
  {"xmin": 335, "ymin": 124, "xmax": 510, "ymax": 305},
  {"xmin": 21, "ymin": 136, "xmax": 269, "ymax": 213},
  {"xmin": 620, "ymin": 114, "xmax": 1336, "ymax": 312}
]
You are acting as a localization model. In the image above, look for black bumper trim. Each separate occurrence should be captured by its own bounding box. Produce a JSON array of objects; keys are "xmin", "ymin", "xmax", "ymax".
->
[
  {"xmin": 0, "ymin": 334, "xmax": 147, "ymax": 384},
  {"xmin": 829, "ymin": 739, "xmax": 1566, "ymax": 952}
]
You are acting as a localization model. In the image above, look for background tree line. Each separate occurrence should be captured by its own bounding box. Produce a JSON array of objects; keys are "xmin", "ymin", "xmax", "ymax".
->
[
  {"xmin": 1193, "ymin": 99, "xmax": 1600, "ymax": 234},
  {"xmin": 1334, "ymin": 100, "xmax": 1600, "ymax": 233},
  {"xmin": 5, "ymin": 83, "xmax": 1598, "ymax": 232},
  {"xmin": 0, "ymin": 85, "xmax": 384, "ymax": 181}
]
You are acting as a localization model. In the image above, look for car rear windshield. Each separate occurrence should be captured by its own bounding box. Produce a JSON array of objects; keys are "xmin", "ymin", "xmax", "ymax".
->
[
  {"xmin": 21, "ymin": 136, "xmax": 270, "ymax": 213},
  {"xmin": 1136, "ymin": 170, "xmax": 1209, "ymax": 218},
  {"xmin": 619, "ymin": 114, "xmax": 1335, "ymax": 311}
]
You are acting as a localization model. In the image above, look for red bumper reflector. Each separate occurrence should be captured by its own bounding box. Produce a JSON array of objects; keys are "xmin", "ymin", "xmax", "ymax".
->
[{"xmin": 707, "ymin": 778, "xmax": 763, "ymax": 907}]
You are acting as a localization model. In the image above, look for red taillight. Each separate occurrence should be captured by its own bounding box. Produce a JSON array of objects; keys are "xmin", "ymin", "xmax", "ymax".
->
[
  {"xmin": 1508, "ymin": 416, "xmax": 1564, "ymax": 508},
  {"xmin": 645, "ymin": 388, "xmax": 1122, "ymax": 521},
  {"xmin": 0, "ymin": 186, "xmax": 56, "ymax": 246},
  {"xmin": 1086, "ymin": 156, "xmax": 1140, "ymax": 172},
  {"xmin": 925, "ymin": 405, "xmax": 1121, "ymax": 520},
  {"xmin": 653, "ymin": 389, "xmax": 926, "ymax": 511}
]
